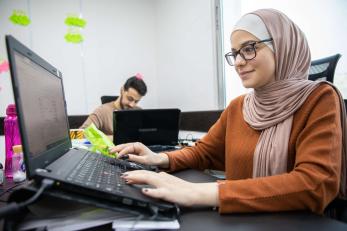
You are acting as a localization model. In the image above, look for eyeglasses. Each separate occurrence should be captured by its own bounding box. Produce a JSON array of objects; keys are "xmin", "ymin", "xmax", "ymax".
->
[{"xmin": 224, "ymin": 38, "xmax": 273, "ymax": 66}]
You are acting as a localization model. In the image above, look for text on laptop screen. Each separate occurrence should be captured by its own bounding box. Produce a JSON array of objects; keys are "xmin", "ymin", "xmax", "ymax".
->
[{"xmin": 14, "ymin": 51, "xmax": 69, "ymax": 157}]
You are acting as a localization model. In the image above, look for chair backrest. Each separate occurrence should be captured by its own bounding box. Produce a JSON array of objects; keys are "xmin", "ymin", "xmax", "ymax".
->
[
  {"xmin": 308, "ymin": 54, "xmax": 341, "ymax": 83},
  {"xmin": 100, "ymin": 95, "xmax": 118, "ymax": 104}
]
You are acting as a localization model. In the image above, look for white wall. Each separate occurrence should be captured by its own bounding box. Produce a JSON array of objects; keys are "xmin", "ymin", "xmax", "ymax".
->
[
  {"xmin": 154, "ymin": 0, "xmax": 219, "ymax": 111},
  {"xmin": 0, "ymin": 0, "xmax": 159, "ymax": 115},
  {"xmin": 0, "ymin": 0, "xmax": 219, "ymax": 117},
  {"xmin": 222, "ymin": 0, "xmax": 252, "ymax": 103},
  {"xmin": 0, "ymin": 0, "xmax": 30, "ymax": 116}
]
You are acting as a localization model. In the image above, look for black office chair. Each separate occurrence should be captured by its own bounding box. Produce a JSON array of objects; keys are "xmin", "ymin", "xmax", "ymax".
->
[
  {"xmin": 100, "ymin": 95, "xmax": 118, "ymax": 104},
  {"xmin": 324, "ymin": 99, "xmax": 347, "ymax": 223},
  {"xmin": 308, "ymin": 53, "xmax": 341, "ymax": 83}
]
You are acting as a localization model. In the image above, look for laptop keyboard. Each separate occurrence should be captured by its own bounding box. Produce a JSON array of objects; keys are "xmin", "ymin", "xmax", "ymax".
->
[{"xmin": 66, "ymin": 152, "xmax": 126, "ymax": 193}]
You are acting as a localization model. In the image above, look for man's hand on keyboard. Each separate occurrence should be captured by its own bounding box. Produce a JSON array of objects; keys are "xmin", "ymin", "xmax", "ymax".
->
[{"xmin": 109, "ymin": 142, "xmax": 170, "ymax": 169}]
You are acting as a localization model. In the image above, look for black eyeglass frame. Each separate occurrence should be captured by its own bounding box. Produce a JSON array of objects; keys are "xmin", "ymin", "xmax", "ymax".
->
[{"xmin": 225, "ymin": 38, "xmax": 273, "ymax": 66}]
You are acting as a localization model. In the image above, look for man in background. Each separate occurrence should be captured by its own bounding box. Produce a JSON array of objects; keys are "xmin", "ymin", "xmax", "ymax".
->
[{"xmin": 80, "ymin": 74, "xmax": 147, "ymax": 136}]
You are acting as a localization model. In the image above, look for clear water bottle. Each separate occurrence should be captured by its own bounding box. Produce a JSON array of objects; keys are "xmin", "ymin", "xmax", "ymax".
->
[
  {"xmin": 4, "ymin": 104, "xmax": 22, "ymax": 178},
  {"xmin": 12, "ymin": 145, "xmax": 26, "ymax": 182}
]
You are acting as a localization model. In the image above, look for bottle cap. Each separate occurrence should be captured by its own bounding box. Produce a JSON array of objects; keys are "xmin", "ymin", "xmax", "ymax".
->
[
  {"xmin": 6, "ymin": 104, "xmax": 17, "ymax": 115},
  {"xmin": 12, "ymin": 145, "xmax": 23, "ymax": 154}
]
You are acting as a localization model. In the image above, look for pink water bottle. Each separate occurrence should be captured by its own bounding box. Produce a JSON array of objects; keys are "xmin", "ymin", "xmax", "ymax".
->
[{"xmin": 4, "ymin": 104, "xmax": 22, "ymax": 178}]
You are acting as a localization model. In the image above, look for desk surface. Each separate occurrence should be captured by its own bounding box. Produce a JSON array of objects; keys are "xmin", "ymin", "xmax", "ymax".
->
[
  {"xmin": 1, "ymin": 168, "xmax": 347, "ymax": 230},
  {"xmin": 174, "ymin": 170, "xmax": 347, "ymax": 230},
  {"xmin": 180, "ymin": 209, "xmax": 347, "ymax": 231}
]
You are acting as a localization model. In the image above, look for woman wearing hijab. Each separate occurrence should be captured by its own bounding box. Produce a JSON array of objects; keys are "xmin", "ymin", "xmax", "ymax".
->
[{"xmin": 110, "ymin": 9, "xmax": 347, "ymax": 214}]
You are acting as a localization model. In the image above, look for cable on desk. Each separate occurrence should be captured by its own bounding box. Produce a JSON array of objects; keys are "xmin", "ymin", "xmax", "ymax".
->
[
  {"xmin": 149, "ymin": 205, "xmax": 159, "ymax": 220},
  {"xmin": 149, "ymin": 203, "xmax": 180, "ymax": 221},
  {"xmin": 0, "ymin": 181, "xmax": 27, "ymax": 200},
  {"xmin": 178, "ymin": 133, "xmax": 200, "ymax": 145},
  {"xmin": 128, "ymin": 204, "xmax": 171, "ymax": 231},
  {"xmin": 129, "ymin": 214, "xmax": 144, "ymax": 231},
  {"xmin": 0, "ymin": 178, "xmax": 54, "ymax": 218},
  {"xmin": 185, "ymin": 133, "xmax": 194, "ymax": 141}
]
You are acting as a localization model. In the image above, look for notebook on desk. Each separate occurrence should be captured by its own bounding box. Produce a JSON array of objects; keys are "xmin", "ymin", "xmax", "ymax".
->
[
  {"xmin": 6, "ymin": 35, "xmax": 177, "ymax": 219},
  {"xmin": 113, "ymin": 109, "xmax": 181, "ymax": 152}
]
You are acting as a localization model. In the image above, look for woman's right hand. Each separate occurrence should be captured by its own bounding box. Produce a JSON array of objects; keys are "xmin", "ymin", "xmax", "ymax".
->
[{"xmin": 109, "ymin": 142, "xmax": 170, "ymax": 168}]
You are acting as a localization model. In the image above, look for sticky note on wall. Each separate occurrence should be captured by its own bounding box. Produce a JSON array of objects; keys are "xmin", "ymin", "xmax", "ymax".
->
[
  {"xmin": 65, "ymin": 27, "xmax": 84, "ymax": 43},
  {"xmin": 64, "ymin": 14, "xmax": 87, "ymax": 43},
  {"xmin": 65, "ymin": 32, "xmax": 84, "ymax": 43},
  {"xmin": 9, "ymin": 10, "xmax": 31, "ymax": 26},
  {"xmin": 65, "ymin": 15, "xmax": 87, "ymax": 28}
]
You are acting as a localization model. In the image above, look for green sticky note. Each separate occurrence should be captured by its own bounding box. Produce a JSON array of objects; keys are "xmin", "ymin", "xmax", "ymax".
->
[
  {"xmin": 64, "ymin": 32, "xmax": 84, "ymax": 43},
  {"xmin": 9, "ymin": 10, "xmax": 31, "ymax": 26},
  {"xmin": 65, "ymin": 16, "xmax": 87, "ymax": 28}
]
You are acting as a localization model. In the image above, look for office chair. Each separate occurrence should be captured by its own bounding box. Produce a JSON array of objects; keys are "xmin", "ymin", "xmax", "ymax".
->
[
  {"xmin": 308, "ymin": 53, "xmax": 341, "ymax": 83},
  {"xmin": 324, "ymin": 99, "xmax": 347, "ymax": 223},
  {"xmin": 100, "ymin": 95, "xmax": 118, "ymax": 104}
]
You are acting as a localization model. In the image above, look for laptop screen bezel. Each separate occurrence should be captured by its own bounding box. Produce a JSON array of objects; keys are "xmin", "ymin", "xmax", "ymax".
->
[{"xmin": 6, "ymin": 35, "xmax": 72, "ymax": 179}]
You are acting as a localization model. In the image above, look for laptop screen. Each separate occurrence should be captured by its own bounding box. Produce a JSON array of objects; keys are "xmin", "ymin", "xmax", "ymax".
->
[
  {"xmin": 13, "ymin": 52, "xmax": 69, "ymax": 156},
  {"xmin": 6, "ymin": 35, "xmax": 71, "ymax": 177},
  {"xmin": 113, "ymin": 109, "xmax": 180, "ymax": 145}
]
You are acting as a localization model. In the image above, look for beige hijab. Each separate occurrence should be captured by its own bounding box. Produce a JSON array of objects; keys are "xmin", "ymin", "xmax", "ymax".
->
[{"xmin": 236, "ymin": 9, "xmax": 347, "ymax": 199}]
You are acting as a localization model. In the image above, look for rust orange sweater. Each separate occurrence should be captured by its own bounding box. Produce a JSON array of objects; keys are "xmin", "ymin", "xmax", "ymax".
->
[{"xmin": 167, "ymin": 84, "xmax": 342, "ymax": 214}]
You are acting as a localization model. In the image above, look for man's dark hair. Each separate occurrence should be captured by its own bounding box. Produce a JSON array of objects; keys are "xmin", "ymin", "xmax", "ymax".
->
[{"xmin": 123, "ymin": 76, "xmax": 147, "ymax": 96}]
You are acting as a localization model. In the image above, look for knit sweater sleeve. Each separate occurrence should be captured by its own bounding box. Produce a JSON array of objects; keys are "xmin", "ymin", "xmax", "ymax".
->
[
  {"xmin": 166, "ymin": 106, "xmax": 231, "ymax": 172},
  {"xmin": 218, "ymin": 85, "xmax": 342, "ymax": 214}
]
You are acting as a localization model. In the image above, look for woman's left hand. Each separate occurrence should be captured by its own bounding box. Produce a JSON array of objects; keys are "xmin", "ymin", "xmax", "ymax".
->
[{"xmin": 121, "ymin": 170, "xmax": 219, "ymax": 207}]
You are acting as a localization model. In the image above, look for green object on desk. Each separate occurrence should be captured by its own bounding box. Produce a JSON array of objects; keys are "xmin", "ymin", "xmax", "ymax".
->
[{"xmin": 83, "ymin": 123, "xmax": 117, "ymax": 158}]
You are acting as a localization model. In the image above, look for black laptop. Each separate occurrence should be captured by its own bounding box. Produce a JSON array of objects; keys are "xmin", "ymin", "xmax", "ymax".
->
[
  {"xmin": 113, "ymin": 109, "xmax": 181, "ymax": 152},
  {"xmin": 6, "ymin": 35, "xmax": 177, "ymax": 218}
]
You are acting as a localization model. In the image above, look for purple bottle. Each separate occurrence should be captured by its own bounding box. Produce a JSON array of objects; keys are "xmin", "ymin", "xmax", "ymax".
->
[{"xmin": 4, "ymin": 104, "xmax": 22, "ymax": 178}]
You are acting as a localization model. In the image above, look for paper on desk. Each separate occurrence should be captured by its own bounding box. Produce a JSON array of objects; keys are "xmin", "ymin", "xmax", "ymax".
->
[
  {"xmin": 112, "ymin": 218, "xmax": 180, "ymax": 231},
  {"xmin": 18, "ymin": 208, "xmax": 134, "ymax": 231},
  {"xmin": 71, "ymin": 138, "xmax": 91, "ymax": 150}
]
